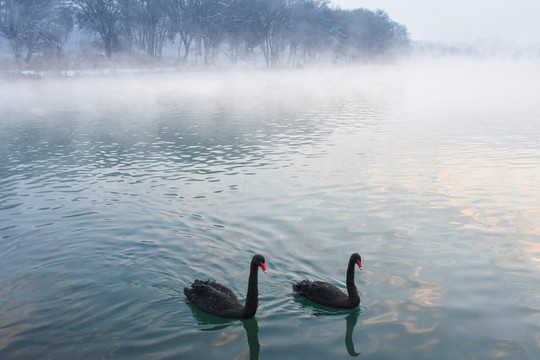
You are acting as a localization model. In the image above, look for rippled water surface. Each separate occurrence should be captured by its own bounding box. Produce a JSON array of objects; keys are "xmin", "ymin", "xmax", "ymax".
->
[{"xmin": 1, "ymin": 60, "xmax": 540, "ymax": 359}]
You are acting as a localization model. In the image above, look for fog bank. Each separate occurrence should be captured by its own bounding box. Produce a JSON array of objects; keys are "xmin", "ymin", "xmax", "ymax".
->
[{"xmin": 1, "ymin": 58, "xmax": 539, "ymax": 123}]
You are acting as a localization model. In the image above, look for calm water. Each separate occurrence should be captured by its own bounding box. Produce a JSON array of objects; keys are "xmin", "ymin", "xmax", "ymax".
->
[{"xmin": 1, "ymin": 59, "xmax": 540, "ymax": 359}]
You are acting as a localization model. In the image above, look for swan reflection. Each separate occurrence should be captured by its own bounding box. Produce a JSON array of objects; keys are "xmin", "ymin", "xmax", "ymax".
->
[
  {"xmin": 345, "ymin": 310, "xmax": 360, "ymax": 357},
  {"xmin": 242, "ymin": 318, "xmax": 260, "ymax": 360},
  {"xmin": 294, "ymin": 296, "xmax": 364, "ymax": 357},
  {"xmin": 187, "ymin": 303, "xmax": 260, "ymax": 359}
]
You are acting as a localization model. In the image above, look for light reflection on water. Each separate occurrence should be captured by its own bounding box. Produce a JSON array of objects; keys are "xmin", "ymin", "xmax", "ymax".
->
[{"xmin": 1, "ymin": 60, "xmax": 540, "ymax": 359}]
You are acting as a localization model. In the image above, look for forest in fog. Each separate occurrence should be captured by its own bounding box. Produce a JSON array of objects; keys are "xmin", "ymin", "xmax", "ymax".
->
[{"xmin": 0, "ymin": 0, "xmax": 409, "ymax": 69}]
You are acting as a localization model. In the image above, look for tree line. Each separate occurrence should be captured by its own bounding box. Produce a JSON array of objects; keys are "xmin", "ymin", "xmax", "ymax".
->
[{"xmin": 0, "ymin": 0, "xmax": 409, "ymax": 68}]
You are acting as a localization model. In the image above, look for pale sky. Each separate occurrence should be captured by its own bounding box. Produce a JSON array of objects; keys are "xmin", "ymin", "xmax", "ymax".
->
[{"xmin": 330, "ymin": 0, "xmax": 540, "ymax": 45}]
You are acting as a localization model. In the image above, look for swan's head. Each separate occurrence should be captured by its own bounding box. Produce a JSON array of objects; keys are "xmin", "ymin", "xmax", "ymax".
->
[
  {"xmin": 351, "ymin": 253, "xmax": 363, "ymax": 271},
  {"xmin": 253, "ymin": 254, "xmax": 268, "ymax": 274}
]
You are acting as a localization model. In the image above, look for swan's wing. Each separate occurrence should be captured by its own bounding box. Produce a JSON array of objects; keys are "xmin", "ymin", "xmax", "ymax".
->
[
  {"xmin": 308, "ymin": 281, "xmax": 348, "ymax": 300},
  {"xmin": 186, "ymin": 280, "xmax": 238, "ymax": 301},
  {"xmin": 184, "ymin": 279, "xmax": 243, "ymax": 313},
  {"xmin": 294, "ymin": 280, "xmax": 348, "ymax": 305},
  {"xmin": 205, "ymin": 281, "xmax": 238, "ymax": 299}
]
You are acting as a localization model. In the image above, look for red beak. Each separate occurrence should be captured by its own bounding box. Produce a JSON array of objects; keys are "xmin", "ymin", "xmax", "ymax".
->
[
  {"xmin": 357, "ymin": 260, "xmax": 363, "ymax": 271},
  {"xmin": 260, "ymin": 262, "xmax": 268, "ymax": 274}
]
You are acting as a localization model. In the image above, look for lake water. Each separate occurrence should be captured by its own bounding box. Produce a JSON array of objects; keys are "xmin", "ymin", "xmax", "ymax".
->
[{"xmin": 1, "ymin": 59, "xmax": 540, "ymax": 359}]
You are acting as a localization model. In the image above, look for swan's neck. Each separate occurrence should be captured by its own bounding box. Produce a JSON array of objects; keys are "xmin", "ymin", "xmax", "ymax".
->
[
  {"xmin": 243, "ymin": 261, "xmax": 259, "ymax": 318},
  {"xmin": 346, "ymin": 260, "xmax": 359, "ymax": 302}
]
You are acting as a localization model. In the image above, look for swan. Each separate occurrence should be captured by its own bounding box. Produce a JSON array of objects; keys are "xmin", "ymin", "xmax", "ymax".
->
[
  {"xmin": 184, "ymin": 254, "xmax": 268, "ymax": 319},
  {"xmin": 293, "ymin": 253, "xmax": 362, "ymax": 309}
]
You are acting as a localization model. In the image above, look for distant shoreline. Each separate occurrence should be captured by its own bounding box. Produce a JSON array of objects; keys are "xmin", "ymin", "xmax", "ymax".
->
[{"xmin": 2, "ymin": 48, "xmax": 539, "ymax": 80}]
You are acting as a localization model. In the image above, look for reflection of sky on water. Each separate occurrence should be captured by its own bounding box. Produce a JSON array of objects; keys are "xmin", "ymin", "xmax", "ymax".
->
[{"xmin": 1, "ymin": 62, "xmax": 540, "ymax": 358}]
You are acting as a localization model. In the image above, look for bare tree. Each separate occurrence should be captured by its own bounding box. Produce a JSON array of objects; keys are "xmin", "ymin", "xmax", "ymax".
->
[
  {"xmin": 0, "ymin": 0, "xmax": 410, "ymax": 67},
  {"xmin": 194, "ymin": 0, "xmax": 229, "ymax": 65},
  {"xmin": 334, "ymin": 8, "xmax": 410, "ymax": 61},
  {"xmin": 167, "ymin": 0, "xmax": 197, "ymax": 61},
  {"xmin": 254, "ymin": 0, "xmax": 290, "ymax": 67},
  {"xmin": 127, "ymin": 0, "xmax": 168, "ymax": 57},
  {"xmin": 0, "ymin": 0, "xmax": 73, "ymax": 62},
  {"xmin": 286, "ymin": 0, "xmax": 334, "ymax": 66},
  {"xmin": 72, "ymin": 0, "xmax": 123, "ymax": 58}
]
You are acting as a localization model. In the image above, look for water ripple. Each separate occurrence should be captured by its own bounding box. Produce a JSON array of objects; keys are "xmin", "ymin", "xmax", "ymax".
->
[{"xmin": 2, "ymin": 64, "xmax": 540, "ymax": 358}]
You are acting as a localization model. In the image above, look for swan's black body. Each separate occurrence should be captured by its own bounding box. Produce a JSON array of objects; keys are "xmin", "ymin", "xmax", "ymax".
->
[
  {"xmin": 293, "ymin": 253, "xmax": 362, "ymax": 309},
  {"xmin": 184, "ymin": 254, "xmax": 267, "ymax": 319}
]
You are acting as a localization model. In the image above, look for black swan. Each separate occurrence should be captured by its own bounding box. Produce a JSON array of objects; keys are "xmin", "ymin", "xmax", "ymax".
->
[
  {"xmin": 293, "ymin": 253, "xmax": 363, "ymax": 309},
  {"xmin": 184, "ymin": 254, "xmax": 268, "ymax": 319}
]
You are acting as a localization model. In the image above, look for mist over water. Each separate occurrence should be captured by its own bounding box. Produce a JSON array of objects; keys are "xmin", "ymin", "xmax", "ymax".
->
[{"xmin": 1, "ymin": 59, "xmax": 540, "ymax": 359}]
